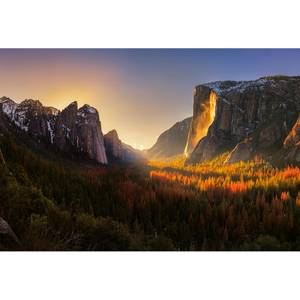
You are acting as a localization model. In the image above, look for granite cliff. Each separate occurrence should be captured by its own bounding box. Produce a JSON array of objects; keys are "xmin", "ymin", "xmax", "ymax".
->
[
  {"xmin": 186, "ymin": 76, "xmax": 300, "ymax": 165},
  {"xmin": 283, "ymin": 114, "xmax": 300, "ymax": 163},
  {"xmin": 0, "ymin": 97, "xmax": 107, "ymax": 164}
]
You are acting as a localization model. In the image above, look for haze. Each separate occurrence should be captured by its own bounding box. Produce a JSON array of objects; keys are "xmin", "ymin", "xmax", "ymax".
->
[{"xmin": 1, "ymin": 49, "xmax": 300, "ymax": 149}]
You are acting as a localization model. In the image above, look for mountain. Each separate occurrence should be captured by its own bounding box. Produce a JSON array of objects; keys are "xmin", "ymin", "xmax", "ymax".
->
[
  {"xmin": 185, "ymin": 76, "xmax": 300, "ymax": 165},
  {"xmin": 146, "ymin": 117, "xmax": 192, "ymax": 160},
  {"xmin": 104, "ymin": 129, "xmax": 123, "ymax": 161},
  {"xmin": 54, "ymin": 101, "xmax": 107, "ymax": 164},
  {"xmin": 104, "ymin": 129, "xmax": 146, "ymax": 163},
  {"xmin": 0, "ymin": 97, "xmax": 107, "ymax": 164}
]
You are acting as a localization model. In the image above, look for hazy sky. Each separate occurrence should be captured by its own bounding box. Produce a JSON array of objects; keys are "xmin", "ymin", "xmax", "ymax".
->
[{"xmin": 1, "ymin": 49, "xmax": 300, "ymax": 149}]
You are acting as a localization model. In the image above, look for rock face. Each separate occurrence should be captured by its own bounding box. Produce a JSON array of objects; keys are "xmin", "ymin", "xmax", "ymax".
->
[
  {"xmin": 0, "ymin": 97, "xmax": 58, "ymax": 142},
  {"xmin": 283, "ymin": 114, "xmax": 300, "ymax": 162},
  {"xmin": 225, "ymin": 140, "xmax": 254, "ymax": 164},
  {"xmin": 0, "ymin": 97, "xmax": 107, "ymax": 164},
  {"xmin": 185, "ymin": 88, "xmax": 216, "ymax": 155},
  {"xmin": 146, "ymin": 117, "xmax": 192, "ymax": 160},
  {"xmin": 186, "ymin": 76, "xmax": 300, "ymax": 164},
  {"xmin": 55, "ymin": 102, "xmax": 107, "ymax": 164},
  {"xmin": 104, "ymin": 130, "xmax": 123, "ymax": 161},
  {"xmin": 104, "ymin": 129, "xmax": 146, "ymax": 163}
]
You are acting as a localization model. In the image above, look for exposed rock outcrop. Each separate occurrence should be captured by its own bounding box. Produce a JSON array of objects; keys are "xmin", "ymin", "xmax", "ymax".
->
[
  {"xmin": 186, "ymin": 76, "xmax": 300, "ymax": 165},
  {"xmin": 55, "ymin": 102, "xmax": 107, "ymax": 164},
  {"xmin": 0, "ymin": 217, "xmax": 21, "ymax": 247},
  {"xmin": 0, "ymin": 97, "xmax": 107, "ymax": 164},
  {"xmin": 225, "ymin": 139, "xmax": 254, "ymax": 164},
  {"xmin": 283, "ymin": 114, "xmax": 300, "ymax": 162},
  {"xmin": 185, "ymin": 88, "xmax": 216, "ymax": 155},
  {"xmin": 0, "ymin": 97, "xmax": 58, "ymax": 142},
  {"xmin": 146, "ymin": 117, "xmax": 192, "ymax": 160}
]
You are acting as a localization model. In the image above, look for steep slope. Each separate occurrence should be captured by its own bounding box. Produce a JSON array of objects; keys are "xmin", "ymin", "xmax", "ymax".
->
[
  {"xmin": 0, "ymin": 97, "xmax": 107, "ymax": 164},
  {"xmin": 104, "ymin": 130, "xmax": 123, "ymax": 161},
  {"xmin": 186, "ymin": 76, "xmax": 300, "ymax": 165},
  {"xmin": 55, "ymin": 102, "xmax": 107, "ymax": 164},
  {"xmin": 184, "ymin": 89, "xmax": 216, "ymax": 156},
  {"xmin": 104, "ymin": 129, "xmax": 146, "ymax": 163},
  {"xmin": 0, "ymin": 97, "xmax": 58, "ymax": 141},
  {"xmin": 146, "ymin": 117, "xmax": 192, "ymax": 160},
  {"xmin": 283, "ymin": 113, "xmax": 300, "ymax": 163},
  {"xmin": 122, "ymin": 143, "xmax": 146, "ymax": 163}
]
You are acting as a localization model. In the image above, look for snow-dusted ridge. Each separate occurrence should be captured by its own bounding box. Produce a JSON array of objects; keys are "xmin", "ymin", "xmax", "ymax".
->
[
  {"xmin": 0, "ymin": 97, "xmax": 56, "ymax": 133},
  {"xmin": 200, "ymin": 76, "xmax": 300, "ymax": 96},
  {"xmin": 0, "ymin": 96, "xmax": 108, "ymax": 164},
  {"xmin": 200, "ymin": 77, "xmax": 275, "ymax": 95},
  {"xmin": 0, "ymin": 97, "xmax": 100, "ymax": 137}
]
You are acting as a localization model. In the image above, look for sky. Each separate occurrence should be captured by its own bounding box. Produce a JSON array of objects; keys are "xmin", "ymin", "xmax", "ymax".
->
[{"xmin": 1, "ymin": 49, "xmax": 300, "ymax": 149}]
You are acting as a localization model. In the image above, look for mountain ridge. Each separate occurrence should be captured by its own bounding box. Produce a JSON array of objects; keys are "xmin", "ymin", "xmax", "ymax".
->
[{"xmin": 0, "ymin": 97, "xmax": 144, "ymax": 165}]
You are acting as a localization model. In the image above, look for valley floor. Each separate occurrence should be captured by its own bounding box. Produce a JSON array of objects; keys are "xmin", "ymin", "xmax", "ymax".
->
[{"xmin": 1, "ymin": 136, "xmax": 300, "ymax": 250}]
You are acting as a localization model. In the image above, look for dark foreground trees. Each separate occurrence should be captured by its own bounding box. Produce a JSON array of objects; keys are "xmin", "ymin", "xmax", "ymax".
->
[{"xmin": 1, "ymin": 135, "xmax": 300, "ymax": 250}]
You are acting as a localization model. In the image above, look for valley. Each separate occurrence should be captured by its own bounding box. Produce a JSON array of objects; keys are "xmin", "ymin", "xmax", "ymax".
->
[
  {"xmin": 1, "ymin": 75, "xmax": 300, "ymax": 250},
  {"xmin": 1, "ymin": 133, "xmax": 300, "ymax": 250}
]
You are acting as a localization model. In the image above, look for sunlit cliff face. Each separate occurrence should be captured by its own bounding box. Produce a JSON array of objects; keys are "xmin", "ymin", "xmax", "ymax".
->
[
  {"xmin": 184, "ymin": 90, "xmax": 217, "ymax": 156},
  {"xmin": 208, "ymin": 91, "xmax": 216, "ymax": 130}
]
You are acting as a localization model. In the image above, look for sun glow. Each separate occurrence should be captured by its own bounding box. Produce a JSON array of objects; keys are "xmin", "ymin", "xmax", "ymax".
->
[{"xmin": 133, "ymin": 144, "xmax": 145, "ymax": 150}]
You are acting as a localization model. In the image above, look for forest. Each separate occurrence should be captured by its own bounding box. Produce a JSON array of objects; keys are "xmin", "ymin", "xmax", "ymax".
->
[{"xmin": 1, "ymin": 134, "xmax": 300, "ymax": 251}]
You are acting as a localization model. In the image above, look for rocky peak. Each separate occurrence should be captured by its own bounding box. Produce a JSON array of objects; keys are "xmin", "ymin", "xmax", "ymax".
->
[
  {"xmin": 0, "ymin": 96, "xmax": 13, "ymax": 102},
  {"xmin": 44, "ymin": 106, "xmax": 60, "ymax": 116},
  {"xmin": 59, "ymin": 101, "xmax": 78, "ymax": 126},
  {"xmin": 64, "ymin": 101, "xmax": 78, "ymax": 112},
  {"xmin": 104, "ymin": 129, "xmax": 123, "ymax": 161},
  {"xmin": 20, "ymin": 98, "xmax": 43, "ymax": 107},
  {"xmin": 0, "ymin": 97, "xmax": 17, "ymax": 119},
  {"xmin": 78, "ymin": 104, "xmax": 97, "ymax": 114},
  {"xmin": 105, "ymin": 129, "xmax": 119, "ymax": 139},
  {"xmin": 54, "ymin": 101, "xmax": 107, "ymax": 164},
  {"xmin": 77, "ymin": 105, "xmax": 100, "ymax": 125}
]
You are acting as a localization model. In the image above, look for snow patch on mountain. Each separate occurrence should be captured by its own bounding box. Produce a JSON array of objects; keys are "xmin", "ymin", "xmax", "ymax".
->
[
  {"xmin": 202, "ymin": 78, "xmax": 275, "ymax": 96},
  {"xmin": 47, "ymin": 121, "xmax": 55, "ymax": 143}
]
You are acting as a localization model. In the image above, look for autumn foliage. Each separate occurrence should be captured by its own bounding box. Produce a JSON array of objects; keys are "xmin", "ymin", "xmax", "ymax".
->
[{"xmin": 1, "ymin": 134, "xmax": 300, "ymax": 250}]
